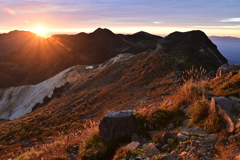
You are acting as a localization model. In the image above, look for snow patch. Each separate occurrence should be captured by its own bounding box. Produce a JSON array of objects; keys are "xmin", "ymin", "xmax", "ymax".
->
[
  {"xmin": 0, "ymin": 65, "xmax": 87, "ymax": 120},
  {"xmin": 86, "ymin": 66, "xmax": 94, "ymax": 69}
]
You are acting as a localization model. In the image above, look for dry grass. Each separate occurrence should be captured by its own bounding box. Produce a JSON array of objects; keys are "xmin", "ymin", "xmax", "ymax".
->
[
  {"xmin": 211, "ymin": 70, "xmax": 240, "ymax": 97},
  {"xmin": 113, "ymin": 146, "xmax": 140, "ymax": 160},
  {"xmin": 190, "ymin": 98, "xmax": 209, "ymax": 125},
  {"xmin": 14, "ymin": 120, "xmax": 99, "ymax": 160}
]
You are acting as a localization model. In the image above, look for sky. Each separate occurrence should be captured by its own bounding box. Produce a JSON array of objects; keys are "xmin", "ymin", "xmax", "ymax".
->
[{"xmin": 0, "ymin": 0, "xmax": 240, "ymax": 37}]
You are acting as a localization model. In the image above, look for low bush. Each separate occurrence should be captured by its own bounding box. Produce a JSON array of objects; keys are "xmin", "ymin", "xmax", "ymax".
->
[
  {"xmin": 79, "ymin": 131, "xmax": 121, "ymax": 160},
  {"xmin": 190, "ymin": 98, "xmax": 209, "ymax": 125},
  {"xmin": 113, "ymin": 146, "xmax": 139, "ymax": 160}
]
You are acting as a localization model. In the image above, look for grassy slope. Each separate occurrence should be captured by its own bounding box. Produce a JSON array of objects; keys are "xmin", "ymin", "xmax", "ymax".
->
[{"xmin": 0, "ymin": 52, "xmax": 183, "ymax": 159}]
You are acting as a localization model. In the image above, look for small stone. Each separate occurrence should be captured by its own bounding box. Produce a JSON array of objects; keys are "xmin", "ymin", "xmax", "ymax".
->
[
  {"xmin": 145, "ymin": 143, "xmax": 160, "ymax": 155},
  {"xmin": 129, "ymin": 155, "xmax": 136, "ymax": 160},
  {"xmin": 131, "ymin": 133, "xmax": 139, "ymax": 142},
  {"xmin": 191, "ymin": 136, "xmax": 197, "ymax": 140},
  {"xmin": 180, "ymin": 151, "xmax": 188, "ymax": 156},
  {"xmin": 155, "ymin": 143, "xmax": 162, "ymax": 151},
  {"xmin": 179, "ymin": 142, "xmax": 187, "ymax": 148},
  {"xmin": 182, "ymin": 119, "xmax": 190, "ymax": 126},
  {"xmin": 162, "ymin": 144, "xmax": 170, "ymax": 152},
  {"xmin": 126, "ymin": 142, "xmax": 140, "ymax": 150},
  {"xmin": 207, "ymin": 134, "xmax": 218, "ymax": 142},
  {"xmin": 187, "ymin": 127, "xmax": 208, "ymax": 134},
  {"xmin": 190, "ymin": 140, "xmax": 197, "ymax": 147},
  {"xmin": 161, "ymin": 132, "xmax": 173, "ymax": 144},
  {"xmin": 188, "ymin": 147, "xmax": 197, "ymax": 156},
  {"xmin": 186, "ymin": 145, "xmax": 191, "ymax": 152},
  {"xmin": 159, "ymin": 153, "xmax": 178, "ymax": 160},
  {"xmin": 167, "ymin": 123, "xmax": 174, "ymax": 130},
  {"xmin": 135, "ymin": 155, "xmax": 143, "ymax": 160},
  {"xmin": 171, "ymin": 149, "xmax": 178, "ymax": 154},
  {"xmin": 177, "ymin": 132, "xmax": 189, "ymax": 141},
  {"xmin": 184, "ymin": 106, "xmax": 191, "ymax": 116},
  {"xmin": 179, "ymin": 105, "xmax": 187, "ymax": 112},
  {"xmin": 167, "ymin": 138, "xmax": 174, "ymax": 145}
]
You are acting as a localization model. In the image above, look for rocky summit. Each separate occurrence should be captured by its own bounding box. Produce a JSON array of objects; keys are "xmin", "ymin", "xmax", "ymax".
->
[{"xmin": 0, "ymin": 28, "xmax": 239, "ymax": 160}]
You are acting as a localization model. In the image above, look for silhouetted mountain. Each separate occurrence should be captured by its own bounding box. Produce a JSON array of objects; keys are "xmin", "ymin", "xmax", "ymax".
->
[
  {"xmin": 159, "ymin": 30, "xmax": 228, "ymax": 71},
  {"xmin": 0, "ymin": 28, "xmax": 227, "ymax": 88},
  {"xmin": 118, "ymin": 31, "xmax": 162, "ymax": 43}
]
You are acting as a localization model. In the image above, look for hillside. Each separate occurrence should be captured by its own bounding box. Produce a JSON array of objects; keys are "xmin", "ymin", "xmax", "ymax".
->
[{"xmin": 0, "ymin": 29, "xmax": 232, "ymax": 159}]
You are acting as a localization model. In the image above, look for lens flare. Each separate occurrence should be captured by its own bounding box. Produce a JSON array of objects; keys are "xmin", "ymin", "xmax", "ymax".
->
[{"xmin": 35, "ymin": 27, "xmax": 46, "ymax": 37}]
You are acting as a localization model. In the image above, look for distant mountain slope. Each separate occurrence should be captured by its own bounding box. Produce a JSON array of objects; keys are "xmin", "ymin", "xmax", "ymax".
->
[
  {"xmin": 159, "ymin": 30, "xmax": 228, "ymax": 71},
  {"xmin": 210, "ymin": 36, "xmax": 240, "ymax": 64}
]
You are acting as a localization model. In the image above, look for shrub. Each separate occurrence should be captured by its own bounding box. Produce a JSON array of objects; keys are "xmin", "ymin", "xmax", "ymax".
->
[
  {"xmin": 205, "ymin": 113, "xmax": 225, "ymax": 133},
  {"xmin": 182, "ymin": 66, "xmax": 207, "ymax": 82},
  {"xmin": 113, "ymin": 147, "xmax": 139, "ymax": 160},
  {"xmin": 190, "ymin": 98, "xmax": 209, "ymax": 125},
  {"xmin": 79, "ymin": 131, "xmax": 121, "ymax": 160}
]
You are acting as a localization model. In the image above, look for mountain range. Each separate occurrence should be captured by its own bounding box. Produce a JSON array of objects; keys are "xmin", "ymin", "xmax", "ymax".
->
[{"xmin": 0, "ymin": 28, "xmax": 227, "ymax": 89}]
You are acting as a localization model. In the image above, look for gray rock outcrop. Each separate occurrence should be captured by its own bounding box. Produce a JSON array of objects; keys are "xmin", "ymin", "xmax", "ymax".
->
[
  {"xmin": 216, "ymin": 64, "xmax": 239, "ymax": 77},
  {"xmin": 210, "ymin": 97, "xmax": 237, "ymax": 132},
  {"xmin": 99, "ymin": 110, "xmax": 139, "ymax": 142}
]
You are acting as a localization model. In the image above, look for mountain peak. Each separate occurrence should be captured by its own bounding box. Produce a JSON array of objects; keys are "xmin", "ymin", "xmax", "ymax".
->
[{"xmin": 92, "ymin": 28, "xmax": 115, "ymax": 35}]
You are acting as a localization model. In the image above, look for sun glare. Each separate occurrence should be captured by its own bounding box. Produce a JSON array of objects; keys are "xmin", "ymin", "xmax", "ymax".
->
[{"xmin": 35, "ymin": 27, "xmax": 46, "ymax": 37}]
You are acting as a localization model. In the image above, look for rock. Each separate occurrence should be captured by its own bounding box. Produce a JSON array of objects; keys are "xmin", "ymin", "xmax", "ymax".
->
[
  {"xmin": 180, "ymin": 151, "xmax": 188, "ymax": 156},
  {"xmin": 179, "ymin": 105, "xmax": 187, "ymax": 112},
  {"xmin": 145, "ymin": 143, "xmax": 160, "ymax": 155},
  {"xmin": 228, "ymin": 96, "xmax": 240, "ymax": 103},
  {"xmin": 229, "ymin": 134, "xmax": 240, "ymax": 143},
  {"xmin": 162, "ymin": 144, "xmax": 170, "ymax": 152},
  {"xmin": 187, "ymin": 127, "xmax": 208, "ymax": 134},
  {"xmin": 179, "ymin": 142, "xmax": 187, "ymax": 148},
  {"xmin": 99, "ymin": 110, "xmax": 139, "ymax": 141},
  {"xmin": 207, "ymin": 134, "xmax": 218, "ymax": 142},
  {"xmin": 129, "ymin": 155, "xmax": 136, "ymax": 160},
  {"xmin": 131, "ymin": 133, "xmax": 139, "ymax": 142},
  {"xmin": 210, "ymin": 97, "xmax": 236, "ymax": 132},
  {"xmin": 167, "ymin": 123, "xmax": 174, "ymax": 130},
  {"xmin": 155, "ymin": 143, "xmax": 162, "ymax": 151},
  {"xmin": 215, "ymin": 138, "xmax": 229, "ymax": 149},
  {"xmin": 148, "ymin": 131, "xmax": 161, "ymax": 139},
  {"xmin": 190, "ymin": 140, "xmax": 197, "ymax": 147},
  {"xmin": 188, "ymin": 147, "xmax": 197, "ymax": 156},
  {"xmin": 177, "ymin": 126, "xmax": 188, "ymax": 131},
  {"xmin": 167, "ymin": 138, "xmax": 174, "ymax": 145},
  {"xmin": 159, "ymin": 153, "xmax": 178, "ymax": 160},
  {"xmin": 126, "ymin": 142, "xmax": 140, "ymax": 150},
  {"xmin": 216, "ymin": 64, "xmax": 239, "ymax": 77},
  {"xmin": 182, "ymin": 119, "xmax": 190, "ymax": 126},
  {"xmin": 177, "ymin": 132, "xmax": 189, "ymax": 141},
  {"xmin": 161, "ymin": 132, "xmax": 172, "ymax": 144},
  {"xmin": 184, "ymin": 106, "xmax": 191, "ymax": 117},
  {"xmin": 191, "ymin": 136, "xmax": 197, "ymax": 140}
]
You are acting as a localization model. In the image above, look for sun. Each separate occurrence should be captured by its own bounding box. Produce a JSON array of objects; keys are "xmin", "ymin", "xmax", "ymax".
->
[{"xmin": 35, "ymin": 26, "xmax": 46, "ymax": 37}]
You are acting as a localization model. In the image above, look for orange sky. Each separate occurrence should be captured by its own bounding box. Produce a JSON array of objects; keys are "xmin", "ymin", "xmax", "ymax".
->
[{"xmin": 1, "ymin": 0, "xmax": 240, "ymax": 38}]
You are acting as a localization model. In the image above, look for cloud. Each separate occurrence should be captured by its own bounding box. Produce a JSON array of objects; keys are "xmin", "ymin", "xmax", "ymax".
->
[
  {"xmin": 221, "ymin": 18, "xmax": 240, "ymax": 22},
  {"xmin": 4, "ymin": 7, "xmax": 16, "ymax": 15}
]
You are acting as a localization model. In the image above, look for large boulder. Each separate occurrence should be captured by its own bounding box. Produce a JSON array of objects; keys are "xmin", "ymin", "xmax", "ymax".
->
[
  {"xmin": 216, "ymin": 64, "xmax": 239, "ymax": 77},
  {"xmin": 210, "ymin": 97, "xmax": 239, "ymax": 132},
  {"xmin": 99, "ymin": 110, "xmax": 139, "ymax": 142}
]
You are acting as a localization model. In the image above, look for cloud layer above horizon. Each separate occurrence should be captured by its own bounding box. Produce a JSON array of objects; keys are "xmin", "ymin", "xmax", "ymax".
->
[{"xmin": 0, "ymin": 0, "xmax": 240, "ymax": 37}]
